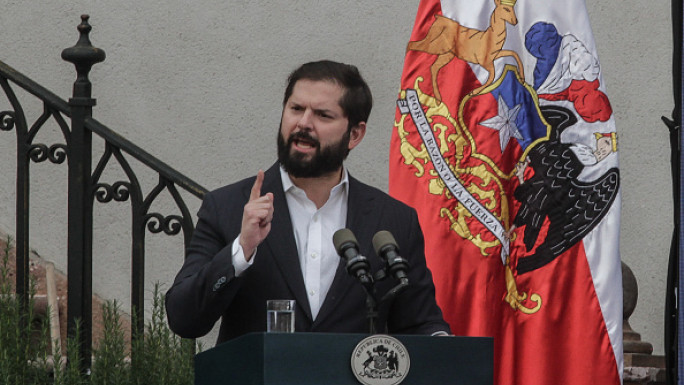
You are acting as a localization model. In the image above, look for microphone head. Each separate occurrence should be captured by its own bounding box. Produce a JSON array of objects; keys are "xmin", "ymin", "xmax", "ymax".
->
[
  {"xmin": 372, "ymin": 230, "xmax": 398, "ymax": 255},
  {"xmin": 333, "ymin": 228, "xmax": 359, "ymax": 254}
]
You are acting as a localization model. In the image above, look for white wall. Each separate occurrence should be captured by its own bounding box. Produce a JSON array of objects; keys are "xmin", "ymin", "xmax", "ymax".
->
[{"xmin": 0, "ymin": 1, "xmax": 674, "ymax": 354}]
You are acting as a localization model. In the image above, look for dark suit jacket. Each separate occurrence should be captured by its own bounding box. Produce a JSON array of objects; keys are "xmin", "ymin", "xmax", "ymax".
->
[{"xmin": 165, "ymin": 163, "xmax": 449, "ymax": 343}]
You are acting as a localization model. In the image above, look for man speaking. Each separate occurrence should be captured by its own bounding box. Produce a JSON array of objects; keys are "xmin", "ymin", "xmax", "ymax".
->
[{"xmin": 165, "ymin": 60, "xmax": 450, "ymax": 343}]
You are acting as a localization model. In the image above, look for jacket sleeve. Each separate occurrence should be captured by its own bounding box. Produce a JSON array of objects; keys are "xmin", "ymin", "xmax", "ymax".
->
[
  {"xmin": 385, "ymin": 207, "xmax": 452, "ymax": 336},
  {"xmin": 165, "ymin": 191, "xmax": 245, "ymax": 338}
]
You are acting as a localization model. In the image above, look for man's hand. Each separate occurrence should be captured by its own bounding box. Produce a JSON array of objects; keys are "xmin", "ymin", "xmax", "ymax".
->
[{"xmin": 239, "ymin": 170, "xmax": 274, "ymax": 260}]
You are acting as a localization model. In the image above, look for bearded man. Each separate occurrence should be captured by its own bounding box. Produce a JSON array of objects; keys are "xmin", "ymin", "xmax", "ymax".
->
[{"xmin": 165, "ymin": 60, "xmax": 450, "ymax": 344}]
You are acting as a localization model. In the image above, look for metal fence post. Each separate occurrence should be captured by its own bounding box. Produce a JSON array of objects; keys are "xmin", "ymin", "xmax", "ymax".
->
[{"xmin": 61, "ymin": 14, "xmax": 105, "ymax": 370}]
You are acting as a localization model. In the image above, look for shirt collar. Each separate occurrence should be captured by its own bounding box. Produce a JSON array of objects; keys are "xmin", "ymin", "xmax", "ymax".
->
[{"xmin": 279, "ymin": 164, "xmax": 349, "ymax": 196}]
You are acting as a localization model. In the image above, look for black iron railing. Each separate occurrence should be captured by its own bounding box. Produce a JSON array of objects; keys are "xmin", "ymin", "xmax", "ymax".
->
[{"xmin": 1, "ymin": 15, "xmax": 207, "ymax": 367}]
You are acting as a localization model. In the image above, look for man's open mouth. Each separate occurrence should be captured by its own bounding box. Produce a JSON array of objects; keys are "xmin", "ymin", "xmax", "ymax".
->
[{"xmin": 290, "ymin": 133, "xmax": 319, "ymax": 150}]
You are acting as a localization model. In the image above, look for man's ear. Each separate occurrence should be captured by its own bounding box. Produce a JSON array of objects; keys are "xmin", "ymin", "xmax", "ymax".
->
[{"xmin": 347, "ymin": 122, "xmax": 366, "ymax": 151}]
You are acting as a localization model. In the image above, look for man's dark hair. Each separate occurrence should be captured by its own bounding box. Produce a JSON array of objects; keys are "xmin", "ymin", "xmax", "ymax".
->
[{"xmin": 283, "ymin": 60, "xmax": 373, "ymax": 130}]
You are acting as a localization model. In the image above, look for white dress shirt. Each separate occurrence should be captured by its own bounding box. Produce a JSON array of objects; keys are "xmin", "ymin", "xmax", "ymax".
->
[
  {"xmin": 280, "ymin": 166, "xmax": 348, "ymax": 319},
  {"xmin": 231, "ymin": 166, "xmax": 348, "ymax": 320}
]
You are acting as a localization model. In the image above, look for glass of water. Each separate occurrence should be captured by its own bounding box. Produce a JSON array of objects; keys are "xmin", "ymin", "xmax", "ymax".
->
[{"xmin": 266, "ymin": 299, "xmax": 295, "ymax": 333}]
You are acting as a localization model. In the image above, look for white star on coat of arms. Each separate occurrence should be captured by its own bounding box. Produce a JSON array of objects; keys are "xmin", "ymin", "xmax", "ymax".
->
[{"xmin": 480, "ymin": 95, "xmax": 524, "ymax": 153}]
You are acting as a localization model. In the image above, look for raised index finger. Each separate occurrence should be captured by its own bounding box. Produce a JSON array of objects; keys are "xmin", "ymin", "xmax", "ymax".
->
[{"xmin": 250, "ymin": 169, "xmax": 265, "ymax": 201}]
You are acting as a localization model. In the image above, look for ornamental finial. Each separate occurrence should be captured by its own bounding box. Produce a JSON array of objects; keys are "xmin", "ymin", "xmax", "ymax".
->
[{"xmin": 61, "ymin": 15, "xmax": 106, "ymax": 98}]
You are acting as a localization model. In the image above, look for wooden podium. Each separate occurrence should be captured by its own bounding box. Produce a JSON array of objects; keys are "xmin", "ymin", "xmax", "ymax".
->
[{"xmin": 195, "ymin": 332, "xmax": 493, "ymax": 385}]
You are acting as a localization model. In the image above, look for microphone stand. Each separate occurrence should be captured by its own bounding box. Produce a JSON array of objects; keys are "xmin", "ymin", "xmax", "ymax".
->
[
  {"xmin": 344, "ymin": 255, "xmax": 379, "ymax": 334},
  {"xmin": 374, "ymin": 270, "xmax": 409, "ymax": 304},
  {"xmin": 352, "ymin": 268, "xmax": 410, "ymax": 335},
  {"xmin": 360, "ymin": 280, "xmax": 378, "ymax": 334}
]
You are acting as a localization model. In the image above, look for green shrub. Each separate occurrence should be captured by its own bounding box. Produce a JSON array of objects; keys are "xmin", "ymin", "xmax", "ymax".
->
[
  {"xmin": 0, "ymin": 235, "xmax": 198, "ymax": 385},
  {"xmin": 0, "ymin": 235, "xmax": 51, "ymax": 384},
  {"xmin": 129, "ymin": 284, "xmax": 197, "ymax": 385},
  {"xmin": 53, "ymin": 321, "xmax": 88, "ymax": 385},
  {"xmin": 90, "ymin": 301, "xmax": 128, "ymax": 385}
]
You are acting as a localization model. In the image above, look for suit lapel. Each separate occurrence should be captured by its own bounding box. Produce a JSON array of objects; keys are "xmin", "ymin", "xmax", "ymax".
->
[
  {"xmin": 314, "ymin": 175, "xmax": 379, "ymax": 324},
  {"xmin": 257, "ymin": 164, "xmax": 313, "ymax": 322}
]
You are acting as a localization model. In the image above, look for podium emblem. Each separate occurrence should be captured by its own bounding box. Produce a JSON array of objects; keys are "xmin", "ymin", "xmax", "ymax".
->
[{"xmin": 351, "ymin": 335, "xmax": 410, "ymax": 385}]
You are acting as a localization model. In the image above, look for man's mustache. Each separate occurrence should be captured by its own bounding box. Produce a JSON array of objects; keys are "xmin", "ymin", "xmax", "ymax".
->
[{"xmin": 288, "ymin": 131, "xmax": 319, "ymax": 147}]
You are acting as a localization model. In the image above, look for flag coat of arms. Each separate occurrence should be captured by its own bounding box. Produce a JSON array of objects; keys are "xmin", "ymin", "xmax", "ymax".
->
[{"xmin": 390, "ymin": 0, "xmax": 622, "ymax": 384}]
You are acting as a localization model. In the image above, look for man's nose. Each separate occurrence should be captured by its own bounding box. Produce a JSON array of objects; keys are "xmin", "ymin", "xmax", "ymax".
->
[{"xmin": 296, "ymin": 109, "xmax": 314, "ymax": 131}]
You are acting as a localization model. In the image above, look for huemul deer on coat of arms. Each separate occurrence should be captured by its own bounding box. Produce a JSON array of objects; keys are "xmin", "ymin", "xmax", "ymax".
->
[{"xmin": 407, "ymin": 0, "xmax": 524, "ymax": 101}]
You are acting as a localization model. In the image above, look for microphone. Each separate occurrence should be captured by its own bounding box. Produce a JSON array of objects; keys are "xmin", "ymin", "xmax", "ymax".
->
[
  {"xmin": 372, "ymin": 231, "xmax": 409, "ymax": 285},
  {"xmin": 333, "ymin": 228, "xmax": 372, "ymax": 284}
]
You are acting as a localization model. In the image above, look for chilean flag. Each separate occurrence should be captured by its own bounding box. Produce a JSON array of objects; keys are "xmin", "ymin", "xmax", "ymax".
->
[{"xmin": 390, "ymin": 1, "xmax": 623, "ymax": 384}]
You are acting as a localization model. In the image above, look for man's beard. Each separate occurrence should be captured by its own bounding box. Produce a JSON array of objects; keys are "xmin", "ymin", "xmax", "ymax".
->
[{"xmin": 277, "ymin": 129, "xmax": 350, "ymax": 178}]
